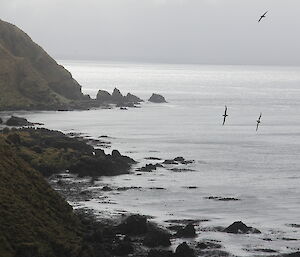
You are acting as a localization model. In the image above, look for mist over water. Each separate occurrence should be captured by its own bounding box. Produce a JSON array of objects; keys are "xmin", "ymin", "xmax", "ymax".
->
[{"xmin": 12, "ymin": 61, "xmax": 300, "ymax": 256}]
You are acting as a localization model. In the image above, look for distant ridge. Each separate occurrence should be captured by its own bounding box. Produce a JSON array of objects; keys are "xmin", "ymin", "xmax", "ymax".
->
[{"xmin": 0, "ymin": 19, "xmax": 89, "ymax": 110}]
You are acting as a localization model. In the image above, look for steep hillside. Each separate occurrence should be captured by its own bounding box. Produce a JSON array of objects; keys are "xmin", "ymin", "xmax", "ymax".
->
[
  {"xmin": 0, "ymin": 136, "xmax": 83, "ymax": 257},
  {"xmin": 0, "ymin": 19, "xmax": 89, "ymax": 110}
]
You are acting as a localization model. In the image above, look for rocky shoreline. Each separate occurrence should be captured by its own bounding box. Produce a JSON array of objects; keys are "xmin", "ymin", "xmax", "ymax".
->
[{"xmin": 0, "ymin": 123, "xmax": 299, "ymax": 257}]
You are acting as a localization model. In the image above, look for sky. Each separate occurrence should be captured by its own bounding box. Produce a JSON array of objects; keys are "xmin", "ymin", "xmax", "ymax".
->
[{"xmin": 0, "ymin": 0, "xmax": 300, "ymax": 65}]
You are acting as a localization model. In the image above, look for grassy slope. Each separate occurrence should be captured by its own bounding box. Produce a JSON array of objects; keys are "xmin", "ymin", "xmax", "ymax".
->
[
  {"xmin": 0, "ymin": 19, "xmax": 87, "ymax": 110},
  {"xmin": 0, "ymin": 136, "xmax": 83, "ymax": 257}
]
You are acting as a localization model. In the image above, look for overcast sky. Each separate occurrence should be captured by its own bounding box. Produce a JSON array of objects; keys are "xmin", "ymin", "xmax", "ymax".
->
[{"xmin": 1, "ymin": 0, "xmax": 300, "ymax": 65}]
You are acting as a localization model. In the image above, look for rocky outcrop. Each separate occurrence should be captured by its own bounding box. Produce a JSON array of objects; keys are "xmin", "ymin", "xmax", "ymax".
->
[
  {"xmin": 175, "ymin": 242, "xmax": 195, "ymax": 257},
  {"xmin": 175, "ymin": 223, "xmax": 196, "ymax": 238},
  {"xmin": 0, "ymin": 117, "xmax": 2, "ymax": 124},
  {"xmin": 1, "ymin": 127, "xmax": 136, "ymax": 177},
  {"xmin": 0, "ymin": 19, "xmax": 89, "ymax": 110},
  {"xmin": 126, "ymin": 93, "xmax": 143, "ymax": 103},
  {"xmin": 148, "ymin": 93, "xmax": 167, "ymax": 103},
  {"xmin": 223, "ymin": 221, "xmax": 261, "ymax": 234},
  {"xmin": 96, "ymin": 87, "xmax": 143, "ymax": 106},
  {"xmin": 96, "ymin": 89, "xmax": 112, "ymax": 102},
  {"xmin": 5, "ymin": 116, "xmax": 34, "ymax": 126}
]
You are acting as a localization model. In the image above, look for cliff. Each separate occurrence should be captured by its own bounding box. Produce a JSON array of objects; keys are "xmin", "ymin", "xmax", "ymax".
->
[{"xmin": 0, "ymin": 19, "xmax": 89, "ymax": 110}]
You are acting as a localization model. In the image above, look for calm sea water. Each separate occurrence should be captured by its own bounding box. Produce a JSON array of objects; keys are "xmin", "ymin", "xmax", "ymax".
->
[{"xmin": 8, "ymin": 61, "xmax": 300, "ymax": 256}]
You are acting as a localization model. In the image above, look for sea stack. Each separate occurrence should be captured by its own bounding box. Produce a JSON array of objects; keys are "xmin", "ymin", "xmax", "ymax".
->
[{"xmin": 148, "ymin": 93, "xmax": 167, "ymax": 103}]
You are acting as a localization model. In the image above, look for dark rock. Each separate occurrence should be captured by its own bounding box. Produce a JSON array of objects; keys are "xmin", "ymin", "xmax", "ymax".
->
[
  {"xmin": 223, "ymin": 221, "xmax": 261, "ymax": 234},
  {"xmin": 137, "ymin": 163, "xmax": 163, "ymax": 172},
  {"xmin": 96, "ymin": 90, "xmax": 112, "ymax": 103},
  {"xmin": 101, "ymin": 186, "xmax": 113, "ymax": 191},
  {"xmin": 197, "ymin": 241, "xmax": 222, "ymax": 250},
  {"xmin": 112, "ymin": 149, "xmax": 122, "ymax": 158},
  {"xmin": 113, "ymin": 240, "xmax": 134, "ymax": 256},
  {"xmin": 175, "ymin": 242, "xmax": 195, "ymax": 257},
  {"xmin": 112, "ymin": 88, "xmax": 125, "ymax": 103},
  {"xmin": 117, "ymin": 214, "xmax": 148, "ymax": 235},
  {"xmin": 148, "ymin": 249, "xmax": 174, "ymax": 257},
  {"xmin": 205, "ymin": 196, "xmax": 240, "ymax": 201},
  {"xmin": 120, "ymin": 107, "xmax": 128, "ymax": 110},
  {"xmin": 284, "ymin": 252, "xmax": 300, "ymax": 257},
  {"xmin": 163, "ymin": 159, "xmax": 178, "ymax": 165},
  {"xmin": 125, "ymin": 93, "xmax": 144, "ymax": 103},
  {"xmin": 0, "ymin": 117, "xmax": 2, "ymax": 124},
  {"xmin": 148, "ymin": 93, "xmax": 167, "ymax": 103},
  {"xmin": 175, "ymin": 223, "xmax": 196, "ymax": 238},
  {"xmin": 145, "ymin": 157, "xmax": 162, "ymax": 160},
  {"xmin": 6, "ymin": 116, "xmax": 34, "ymax": 126},
  {"xmin": 143, "ymin": 224, "xmax": 171, "ymax": 247},
  {"xmin": 174, "ymin": 156, "xmax": 185, "ymax": 162}
]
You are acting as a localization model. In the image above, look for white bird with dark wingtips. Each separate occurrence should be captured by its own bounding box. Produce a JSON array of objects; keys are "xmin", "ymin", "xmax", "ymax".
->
[
  {"xmin": 258, "ymin": 11, "xmax": 268, "ymax": 23},
  {"xmin": 256, "ymin": 113, "xmax": 262, "ymax": 131},
  {"xmin": 222, "ymin": 106, "xmax": 228, "ymax": 125}
]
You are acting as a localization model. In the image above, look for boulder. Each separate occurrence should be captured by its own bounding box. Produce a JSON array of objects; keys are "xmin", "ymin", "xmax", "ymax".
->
[
  {"xmin": 6, "ymin": 116, "xmax": 34, "ymax": 126},
  {"xmin": 223, "ymin": 221, "xmax": 261, "ymax": 234},
  {"xmin": 143, "ymin": 224, "xmax": 171, "ymax": 247},
  {"xmin": 96, "ymin": 90, "xmax": 112, "ymax": 102},
  {"xmin": 148, "ymin": 93, "xmax": 167, "ymax": 103},
  {"xmin": 148, "ymin": 249, "xmax": 174, "ymax": 257},
  {"xmin": 117, "ymin": 214, "xmax": 148, "ymax": 235},
  {"xmin": 125, "ymin": 93, "xmax": 144, "ymax": 103},
  {"xmin": 175, "ymin": 223, "xmax": 196, "ymax": 238},
  {"xmin": 175, "ymin": 242, "xmax": 195, "ymax": 257}
]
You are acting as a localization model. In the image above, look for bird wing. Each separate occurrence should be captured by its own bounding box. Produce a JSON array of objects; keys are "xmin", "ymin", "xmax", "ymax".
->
[
  {"xmin": 224, "ymin": 106, "xmax": 227, "ymax": 115},
  {"xmin": 256, "ymin": 123, "xmax": 259, "ymax": 131},
  {"xmin": 263, "ymin": 11, "xmax": 268, "ymax": 16},
  {"xmin": 259, "ymin": 113, "xmax": 262, "ymax": 120},
  {"xmin": 223, "ymin": 116, "xmax": 226, "ymax": 125},
  {"xmin": 258, "ymin": 17, "xmax": 263, "ymax": 22}
]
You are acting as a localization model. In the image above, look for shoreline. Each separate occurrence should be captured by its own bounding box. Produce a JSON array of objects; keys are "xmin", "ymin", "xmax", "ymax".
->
[{"xmin": 0, "ymin": 122, "xmax": 299, "ymax": 257}]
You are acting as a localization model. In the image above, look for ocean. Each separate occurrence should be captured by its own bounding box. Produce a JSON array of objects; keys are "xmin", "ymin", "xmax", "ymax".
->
[{"xmin": 8, "ymin": 61, "xmax": 300, "ymax": 256}]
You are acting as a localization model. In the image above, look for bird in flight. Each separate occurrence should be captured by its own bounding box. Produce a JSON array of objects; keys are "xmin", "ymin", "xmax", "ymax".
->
[
  {"xmin": 256, "ymin": 113, "xmax": 262, "ymax": 131},
  {"xmin": 222, "ymin": 106, "xmax": 228, "ymax": 125},
  {"xmin": 258, "ymin": 11, "xmax": 268, "ymax": 23}
]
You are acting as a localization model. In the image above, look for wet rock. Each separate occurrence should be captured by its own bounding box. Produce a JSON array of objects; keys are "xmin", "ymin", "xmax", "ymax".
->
[
  {"xmin": 6, "ymin": 116, "xmax": 34, "ymax": 126},
  {"xmin": 174, "ymin": 156, "xmax": 185, "ymax": 162},
  {"xmin": 205, "ymin": 196, "xmax": 240, "ymax": 201},
  {"xmin": 175, "ymin": 223, "xmax": 196, "ymax": 238},
  {"xmin": 143, "ymin": 224, "xmax": 171, "ymax": 247},
  {"xmin": 163, "ymin": 159, "xmax": 178, "ymax": 165},
  {"xmin": 117, "ymin": 214, "xmax": 148, "ymax": 235},
  {"xmin": 223, "ymin": 221, "xmax": 261, "ymax": 234},
  {"xmin": 284, "ymin": 252, "xmax": 300, "ymax": 257},
  {"xmin": 145, "ymin": 157, "xmax": 162, "ymax": 160},
  {"xmin": 197, "ymin": 241, "xmax": 222, "ymax": 250},
  {"xmin": 137, "ymin": 163, "xmax": 163, "ymax": 172},
  {"xmin": 148, "ymin": 93, "xmax": 167, "ymax": 103},
  {"xmin": 175, "ymin": 242, "xmax": 195, "ymax": 257},
  {"xmin": 101, "ymin": 186, "xmax": 113, "ymax": 191},
  {"xmin": 96, "ymin": 90, "xmax": 112, "ymax": 103},
  {"xmin": 148, "ymin": 249, "xmax": 174, "ymax": 257},
  {"xmin": 0, "ymin": 117, "xmax": 2, "ymax": 124},
  {"xmin": 125, "ymin": 93, "xmax": 143, "ymax": 103}
]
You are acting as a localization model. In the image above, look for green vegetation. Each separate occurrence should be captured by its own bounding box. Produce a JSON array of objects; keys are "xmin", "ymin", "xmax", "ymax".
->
[
  {"xmin": 0, "ymin": 135, "xmax": 83, "ymax": 257},
  {"xmin": 0, "ymin": 19, "xmax": 89, "ymax": 110}
]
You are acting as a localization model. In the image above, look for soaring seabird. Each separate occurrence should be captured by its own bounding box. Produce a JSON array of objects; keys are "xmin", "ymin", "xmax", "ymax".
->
[
  {"xmin": 258, "ymin": 11, "xmax": 268, "ymax": 23},
  {"xmin": 256, "ymin": 113, "xmax": 262, "ymax": 131},
  {"xmin": 222, "ymin": 106, "xmax": 228, "ymax": 125}
]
